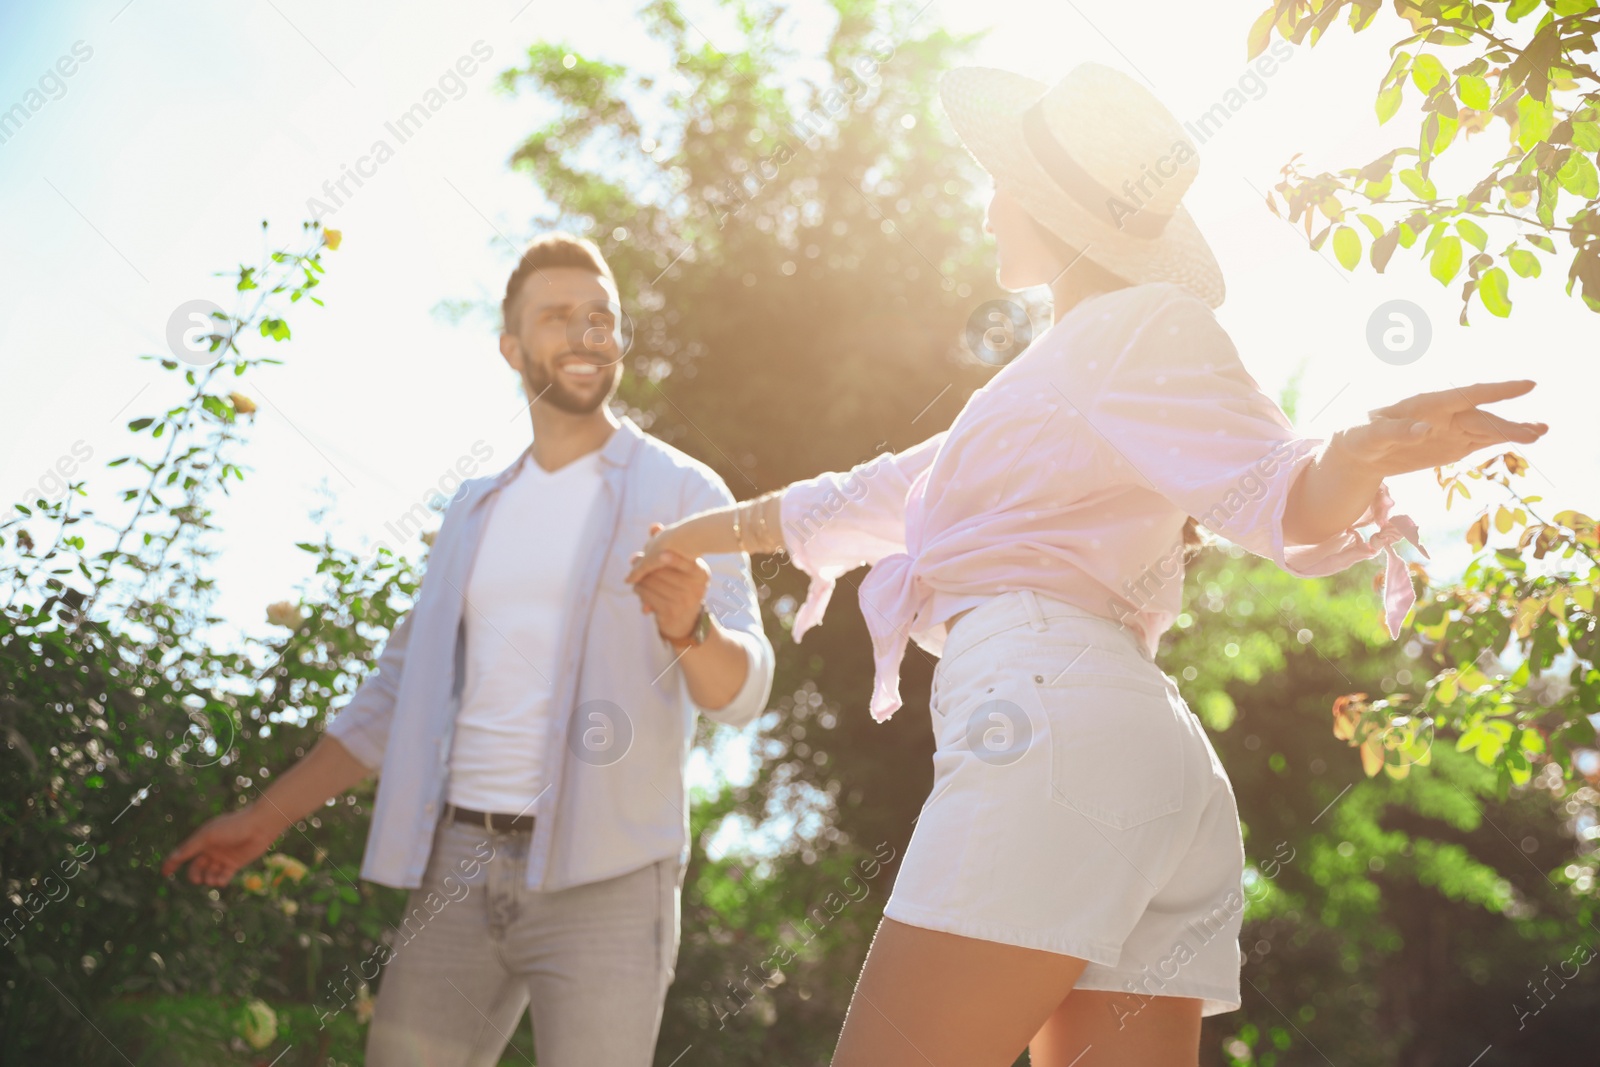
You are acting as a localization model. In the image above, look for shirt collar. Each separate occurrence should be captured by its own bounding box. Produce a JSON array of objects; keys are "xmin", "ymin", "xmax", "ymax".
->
[{"xmin": 489, "ymin": 414, "xmax": 643, "ymax": 491}]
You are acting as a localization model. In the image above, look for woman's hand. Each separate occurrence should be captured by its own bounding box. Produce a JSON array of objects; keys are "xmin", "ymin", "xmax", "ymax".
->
[
  {"xmin": 1333, "ymin": 379, "xmax": 1547, "ymax": 477},
  {"xmin": 626, "ymin": 521, "xmax": 692, "ymax": 585},
  {"xmin": 1285, "ymin": 379, "xmax": 1547, "ymax": 546}
]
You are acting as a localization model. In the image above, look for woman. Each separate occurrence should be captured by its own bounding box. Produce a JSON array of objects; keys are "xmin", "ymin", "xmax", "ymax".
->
[{"xmin": 625, "ymin": 63, "xmax": 1546, "ymax": 1065}]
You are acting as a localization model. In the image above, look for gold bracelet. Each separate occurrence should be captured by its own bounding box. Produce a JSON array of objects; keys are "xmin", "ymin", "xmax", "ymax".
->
[{"xmin": 755, "ymin": 493, "xmax": 773, "ymax": 551}]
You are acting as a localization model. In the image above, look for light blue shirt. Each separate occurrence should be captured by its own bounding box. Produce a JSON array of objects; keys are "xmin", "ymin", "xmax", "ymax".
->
[{"xmin": 327, "ymin": 417, "xmax": 775, "ymax": 891}]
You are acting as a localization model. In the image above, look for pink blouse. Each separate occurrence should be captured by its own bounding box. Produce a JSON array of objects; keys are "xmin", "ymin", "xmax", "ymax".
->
[{"xmin": 779, "ymin": 282, "xmax": 1425, "ymax": 722}]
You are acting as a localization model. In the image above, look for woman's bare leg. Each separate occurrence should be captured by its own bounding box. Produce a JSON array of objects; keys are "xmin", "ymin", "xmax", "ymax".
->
[
  {"xmin": 1029, "ymin": 988, "xmax": 1203, "ymax": 1067},
  {"xmin": 831, "ymin": 918, "xmax": 1089, "ymax": 1067}
]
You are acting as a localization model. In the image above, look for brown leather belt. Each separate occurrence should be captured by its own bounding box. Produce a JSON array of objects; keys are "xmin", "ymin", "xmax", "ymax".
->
[{"xmin": 445, "ymin": 803, "xmax": 535, "ymax": 833}]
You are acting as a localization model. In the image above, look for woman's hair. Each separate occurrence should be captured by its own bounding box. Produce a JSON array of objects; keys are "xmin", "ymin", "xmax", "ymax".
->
[{"xmin": 1026, "ymin": 212, "xmax": 1207, "ymax": 565}]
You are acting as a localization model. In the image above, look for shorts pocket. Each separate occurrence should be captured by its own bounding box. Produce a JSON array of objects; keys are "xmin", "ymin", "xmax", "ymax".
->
[{"xmin": 1032, "ymin": 669, "xmax": 1186, "ymax": 830}]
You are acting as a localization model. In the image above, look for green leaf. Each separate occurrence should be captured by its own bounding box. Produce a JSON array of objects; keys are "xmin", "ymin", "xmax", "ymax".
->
[
  {"xmin": 1431, "ymin": 234, "xmax": 1463, "ymax": 284},
  {"xmin": 1400, "ymin": 167, "xmax": 1438, "ymax": 199},
  {"xmin": 1456, "ymin": 218, "xmax": 1488, "ymax": 250},
  {"xmin": 1376, "ymin": 83, "xmax": 1404, "ymax": 124},
  {"xmin": 1506, "ymin": 0, "xmax": 1540, "ymax": 19},
  {"xmin": 1382, "ymin": 51, "xmax": 1413, "ymax": 89},
  {"xmin": 1426, "ymin": 112, "xmax": 1459, "ymax": 156},
  {"xmin": 1537, "ymin": 170, "xmax": 1558, "ymax": 229},
  {"xmin": 1457, "ymin": 74, "xmax": 1491, "ymax": 110},
  {"xmin": 1411, "ymin": 54, "xmax": 1447, "ymax": 92},
  {"xmin": 1247, "ymin": 6, "xmax": 1277, "ymax": 59},
  {"xmin": 1333, "ymin": 225, "xmax": 1362, "ymax": 270},
  {"xmin": 1356, "ymin": 213, "xmax": 1385, "ymax": 238},
  {"xmin": 1508, "ymin": 248, "xmax": 1542, "ymax": 277},
  {"xmin": 1478, "ymin": 267, "xmax": 1512, "ymax": 317},
  {"xmin": 1517, "ymin": 93, "xmax": 1554, "ymax": 153},
  {"xmin": 1556, "ymin": 150, "xmax": 1600, "ymax": 198},
  {"xmin": 1526, "ymin": 234, "xmax": 1556, "ymax": 252},
  {"xmin": 128, "ymin": 418, "xmax": 154, "ymax": 432},
  {"xmin": 1573, "ymin": 121, "xmax": 1600, "ymax": 152}
]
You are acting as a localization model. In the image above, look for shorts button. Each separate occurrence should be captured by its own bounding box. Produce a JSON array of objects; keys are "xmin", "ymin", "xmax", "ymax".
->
[{"xmin": 1033, "ymin": 675, "xmax": 1043, "ymax": 683}]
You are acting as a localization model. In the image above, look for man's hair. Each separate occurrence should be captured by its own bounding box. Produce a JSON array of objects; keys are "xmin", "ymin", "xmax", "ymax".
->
[{"xmin": 501, "ymin": 231, "xmax": 615, "ymax": 332}]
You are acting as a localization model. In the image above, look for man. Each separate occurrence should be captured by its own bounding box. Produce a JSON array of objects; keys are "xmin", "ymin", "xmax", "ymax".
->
[{"xmin": 163, "ymin": 232, "xmax": 775, "ymax": 1065}]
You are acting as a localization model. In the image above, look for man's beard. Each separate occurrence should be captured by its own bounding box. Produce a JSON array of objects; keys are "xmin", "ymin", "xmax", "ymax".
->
[{"xmin": 524, "ymin": 357, "xmax": 618, "ymax": 415}]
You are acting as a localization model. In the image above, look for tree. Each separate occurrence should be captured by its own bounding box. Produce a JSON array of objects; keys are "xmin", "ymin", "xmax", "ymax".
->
[
  {"xmin": 1250, "ymin": 0, "xmax": 1600, "ymax": 321},
  {"xmin": 1167, "ymin": 546, "xmax": 1600, "ymax": 1067},
  {"xmin": 0, "ymin": 224, "xmax": 420, "ymax": 1064}
]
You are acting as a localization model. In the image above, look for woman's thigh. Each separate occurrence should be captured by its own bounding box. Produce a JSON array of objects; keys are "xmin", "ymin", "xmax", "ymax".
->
[
  {"xmin": 831, "ymin": 917, "xmax": 1088, "ymax": 1067},
  {"xmin": 1030, "ymin": 988, "xmax": 1203, "ymax": 1067}
]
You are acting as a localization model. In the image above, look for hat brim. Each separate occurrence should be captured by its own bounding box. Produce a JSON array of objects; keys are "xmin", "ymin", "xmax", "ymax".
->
[{"xmin": 938, "ymin": 66, "xmax": 1225, "ymax": 309}]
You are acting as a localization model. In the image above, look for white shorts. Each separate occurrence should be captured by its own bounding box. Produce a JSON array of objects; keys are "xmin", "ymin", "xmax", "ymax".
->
[{"xmin": 882, "ymin": 589, "xmax": 1246, "ymax": 1017}]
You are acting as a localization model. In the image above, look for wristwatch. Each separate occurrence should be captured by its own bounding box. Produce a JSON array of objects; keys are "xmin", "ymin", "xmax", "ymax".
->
[{"xmin": 664, "ymin": 607, "xmax": 712, "ymax": 651}]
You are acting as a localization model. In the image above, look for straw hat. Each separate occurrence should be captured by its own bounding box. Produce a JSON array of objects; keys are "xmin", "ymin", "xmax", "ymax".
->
[{"xmin": 939, "ymin": 63, "xmax": 1225, "ymax": 308}]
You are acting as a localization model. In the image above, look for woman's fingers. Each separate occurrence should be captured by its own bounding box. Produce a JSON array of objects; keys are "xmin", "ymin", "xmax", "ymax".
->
[
  {"xmin": 1446, "ymin": 378, "xmax": 1537, "ymax": 407},
  {"xmin": 1369, "ymin": 379, "xmax": 1537, "ymax": 421},
  {"xmin": 1452, "ymin": 409, "xmax": 1547, "ymax": 444},
  {"xmin": 624, "ymin": 550, "xmax": 668, "ymax": 584}
]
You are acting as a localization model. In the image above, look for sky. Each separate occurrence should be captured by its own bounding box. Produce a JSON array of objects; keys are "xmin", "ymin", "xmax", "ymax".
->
[{"xmin": 2, "ymin": 0, "xmax": 1594, "ymax": 706}]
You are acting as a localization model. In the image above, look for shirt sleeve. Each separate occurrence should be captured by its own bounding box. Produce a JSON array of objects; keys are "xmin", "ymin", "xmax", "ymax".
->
[
  {"xmin": 325, "ymin": 602, "xmax": 417, "ymax": 774},
  {"xmin": 778, "ymin": 432, "xmax": 947, "ymax": 642},
  {"xmin": 680, "ymin": 471, "xmax": 776, "ymax": 728},
  {"xmin": 1077, "ymin": 286, "xmax": 1425, "ymax": 636}
]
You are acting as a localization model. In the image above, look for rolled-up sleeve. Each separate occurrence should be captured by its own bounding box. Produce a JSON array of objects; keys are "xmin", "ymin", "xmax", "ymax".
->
[
  {"xmin": 1082, "ymin": 287, "xmax": 1424, "ymax": 634},
  {"xmin": 325, "ymin": 604, "xmax": 417, "ymax": 774},
  {"xmin": 778, "ymin": 432, "xmax": 947, "ymax": 641},
  {"xmin": 682, "ymin": 474, "xmax": 775, "ymax": 728}
]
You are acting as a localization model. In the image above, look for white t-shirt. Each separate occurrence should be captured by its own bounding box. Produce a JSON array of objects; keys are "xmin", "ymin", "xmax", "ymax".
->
[{"xmin": 446, "ymin": 449, "xmax": 604, "ymax": 813}]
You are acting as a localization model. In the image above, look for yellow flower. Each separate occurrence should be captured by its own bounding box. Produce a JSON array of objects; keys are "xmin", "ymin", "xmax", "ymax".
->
[
  {"xmin": 263, "ymin": 852, "xmax": 309, "ymax": 884},
  {"xmin": 237, "ymin": 998, "xmax": 278, "ymax": 1050},
  {"xmin": 279, "ymin": 898, "xmax": 299, "ymax": 917},
  {"xmin": 265, "ymin": 601, "xmax": 306, "ymax": 629},
  {"xmin": 323, "ymin": 228, "xmax": 343, "ymax": 251},
  {"xmin": 241, "ymin": 873, "xmax": 266, "ymax": 894},
  {"xmin": 228, "ymin": 392, "xmax": 257, "ymax": 415},
  {"xmin": 354, "ymin": 982, "xmax": 375, "ymax": 1024}
]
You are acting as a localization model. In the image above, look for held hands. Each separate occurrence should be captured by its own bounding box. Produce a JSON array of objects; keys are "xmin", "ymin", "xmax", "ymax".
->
[
  {"xmin": 1334, "ymin": 379, "xmax": 1548, "ymax": 477},
  {"xmin": 627, "ymin": 522, "xmax": 710, "ymax": 641},
  {"xmin": 161, "ymin": 805, "xmax": 282, "ymax": 887}
]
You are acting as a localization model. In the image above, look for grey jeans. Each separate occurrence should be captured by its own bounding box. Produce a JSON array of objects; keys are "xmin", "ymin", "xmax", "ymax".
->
[{"xmin": 365, "ymin": 817, "xmax": 682, "ymax": 1067}]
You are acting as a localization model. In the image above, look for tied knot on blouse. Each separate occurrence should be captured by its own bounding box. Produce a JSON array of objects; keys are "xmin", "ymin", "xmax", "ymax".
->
[{"xmin": 778, "ymin": 284, "xmax": 1428, "ymax": 723}]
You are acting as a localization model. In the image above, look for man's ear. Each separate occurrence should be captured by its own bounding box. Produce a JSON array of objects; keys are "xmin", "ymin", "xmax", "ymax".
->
[{"xmin": 498, "ymin": 332, "xmax": 522, "ymax": 372}]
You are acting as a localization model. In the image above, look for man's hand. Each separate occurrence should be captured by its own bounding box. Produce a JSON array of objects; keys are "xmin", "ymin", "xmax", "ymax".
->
[
  {"xmin": 631, "ymin": 522, "xmax": 711, "ymax": 641},
  {"xmin": 1335, "ymin": 379, "xmax": 1547, "ymax": 477},
  {"xmin": 162, "ymin": 804, "xmax": 283, "ymax": 887}
]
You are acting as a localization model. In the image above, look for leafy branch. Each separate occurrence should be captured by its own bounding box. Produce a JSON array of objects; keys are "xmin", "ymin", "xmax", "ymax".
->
[{"xmin": 1250, "ymin": 0, "xmax": 1600, "ymax": 322}]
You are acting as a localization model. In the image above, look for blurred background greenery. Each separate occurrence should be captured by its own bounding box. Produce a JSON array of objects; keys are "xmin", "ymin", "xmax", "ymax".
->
[{"xmin": 4, "ymin": 1, "xmax": 1598, "ymax": 1064}]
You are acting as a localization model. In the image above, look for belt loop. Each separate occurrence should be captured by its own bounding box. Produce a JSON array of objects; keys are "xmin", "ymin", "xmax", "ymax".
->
[
  {"xmin": 1020, "ymin": 589, "xmax": 1048, "ymax": 632},
  {"xmin": 484, "ymin": 809, "xmax": 494, "ymax": 833}
]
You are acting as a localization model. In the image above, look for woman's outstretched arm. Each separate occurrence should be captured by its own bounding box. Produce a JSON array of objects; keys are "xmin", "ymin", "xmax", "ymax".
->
[
  {"xmin": 627, "ymin": 490, "xmax": 787, "ymax": 578},
  {"xmin": 1282, "ymin": 380, "xmax": 1547, "ymax": 546}
]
